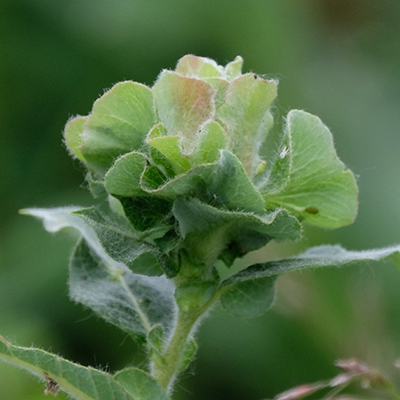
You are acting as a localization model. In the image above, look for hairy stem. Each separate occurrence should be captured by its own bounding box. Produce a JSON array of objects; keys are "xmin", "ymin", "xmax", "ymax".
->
[
  {"xmin": 152, "ymin": 310, "xmax": 199, "ymax": 391},
  {"xmin": 152, "ymin": 289, "xmax": 221, "ymax": 392}
]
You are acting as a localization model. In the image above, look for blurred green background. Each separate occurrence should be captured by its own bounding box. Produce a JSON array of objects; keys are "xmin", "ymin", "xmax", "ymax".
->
[{"xmin": 1, "ymin": 1, "xmax": 400, "ymax": 399}]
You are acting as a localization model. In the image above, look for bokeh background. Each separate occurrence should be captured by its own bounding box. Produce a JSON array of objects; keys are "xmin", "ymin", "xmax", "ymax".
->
[{"xmin": 1, "ymin": 1, "xmax": 400, "ymax": 399}]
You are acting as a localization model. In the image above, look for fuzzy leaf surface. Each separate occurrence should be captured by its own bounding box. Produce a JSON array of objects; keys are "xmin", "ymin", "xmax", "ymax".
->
[
  {"xmin": 104, "ymin": 151, "xmax": 148, "ymax": 197},
  {"xmin": 219, "ymin": 244, "xmax": 400, "ymax": 317},
  {"xmin": 80, "ymin": 81, "xmax": 156, "ymax": 175},
  {"xmin": 216, "ymin": 73, "xmax": 277, "ymax": 176},
  {"xmin": 262, "ymin": 110, "xmax": 358, "ymax": 228},
  {"xmin": 152, "ymin": 71, "xmax": 216, "ymax": 154},
  {"xmin": 73, "ymin": 207, "xmax": 163, "ymax": 276},
  {"xmin": 23, "ymin": 206, "xmax": 163, "ymax": 276},
  {"xmin": 0, "ymin": 336, "xmax": 133, "ymax": 400},
  {"xmin": 69, "ymin": 240, "xmax": 177, "ymax": 341},
  {"xmin": 114, "ymin": 368, "xmax": 171, "ymax": 400},
  {"xmin": 173, "ymin": 198, "xmax": 300, "ymax": 267},
  {"xmin": 220, "ymin": 276, "xmax": 277, "ymax": 317},
  {"xmin": 22, "ymin": 207, "xmax": 177, "ymax": 338},
  {"xmin": 64, "ymin": 116, "xmax": 87, "ymax": 162},
  {"xmin": 221, "ymin": 244, "xmax": 400, "ymax": 287},
  {"xmin": 147, "ymin": 121, "xmax": 228, "ymax": 173},
  {"xmin": 145, "ymin": 150, "xmax": 266, "ymax": 214}
]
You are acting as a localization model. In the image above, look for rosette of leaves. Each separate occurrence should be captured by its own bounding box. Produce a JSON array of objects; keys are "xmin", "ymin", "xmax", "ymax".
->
[{"xmin": 4, "ymin": 55, "xmax": 400, "ymax": 400}]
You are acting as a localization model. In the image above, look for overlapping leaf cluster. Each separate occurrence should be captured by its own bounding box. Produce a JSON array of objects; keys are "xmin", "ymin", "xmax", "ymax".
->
[
  {"xmin": 27, "ymin": 55, "xmax": 361, "ymax": 337},
  {"xmin": 64, "ymin": 54, "xmax": 358, "ymax": 275},
  {"xmin": 7, "ymin": 55, "xmax": 388, "ymax": 399}
]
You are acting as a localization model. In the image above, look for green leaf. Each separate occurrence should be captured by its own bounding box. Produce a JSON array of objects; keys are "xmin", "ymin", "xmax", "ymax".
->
[
  {"xmin": 117, "ymin": 196, "xmax": 173, "ymax": 232},
  {"xmin": 206, "ymin": 150, "xmax": 265, "ymax": 214},
  {"xmin": 221, "ymin": 244, "xmax": 400, "ymax": 288},
  {"xmin": 0, "ymin": 336, "xmax": 133, "ymax": 400},
  {"xmin": 147, "ymin": 325, "xmax": 164, "ymax": 352},
  {"xmin": 64, "ymin": 115, "xmax": 87, "ymax": 162},
  {"xmin": 202, "ymin": 78, "xmax": 229, "ymax": 108},
  {"xmin": 73, "ymin": 207, "xmax": 163, "ymax": 276},
  {"xmin": 224, "ymin": 56, "xmax": 243, "ymax": 81},
  {"xmin": 70, "ymin": 240, "xmax": 177, "ymax": 341},
  {"xmin": 153, "ymin": 71, "xmax": 216, "ymax": 154},
  {"xmin": 145, "ymin": 150, "xmax": 266, "ymax": 215},
  {"xmin": 175, "ymin": 55, "xmax": 223, "ymax": 78},
  {"xmin": 80, "ymin": 81, "xmax": 156, "ymax": 175},
  {"xmin": 147, "ymin": 123, "xmax": 191, "ymax": 174},
  {"xmin": 173, "ymin": 197, "xmax": 300, "ymax": 268},
  {"xmin": 263, "ymin": 110, "xmax": 358, "ymax": 228},
  {"xmin": 22, "ymin": 206, "xmax": 163, "ymax": 276},
  {"xmin": 147, "ymin": 121, "xmax": 228, "ymax": 172},
  {"xmin": 114, "ymin": 368, "xmax": 171, "ymax": 400},
  {"xmin": 218, "ymin": 243, "xmax": 400, "ymax": 318},
  {"xmin": 216, "ymin": 73, "xmax": 277, "ymax": 176},
  {"xmin": 104, "ymin": 152, "xmax": 148, "ymax": 197},
  {"xmin": 253, "ymin": 125, "xmax": 290, "ymax": 194},
  {"xmin": 220, "ymin": 275, "xmax": 277, "ymax": 317},
  {"xmin": 187, "ymin": 121, "xmax": 228, "ymax": 166},
  {"xmin": 150, "ymin": 146, "xmax": 177, "ymax": 179}
]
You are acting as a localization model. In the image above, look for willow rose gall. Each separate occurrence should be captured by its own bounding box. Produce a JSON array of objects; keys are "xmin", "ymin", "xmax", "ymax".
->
[
  {"xmin": 7, "ymin": 55, "xmax": 399, "ymax": 400},
  {"xmin": 63, "ymin": 55, "xmax": 358, "ymax": 274}
]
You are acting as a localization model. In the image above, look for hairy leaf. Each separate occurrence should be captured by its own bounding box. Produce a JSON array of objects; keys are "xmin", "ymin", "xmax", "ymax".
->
[
  {"xmin": 114, "ymin": 368, "xmax": 171, "ymax": 400},
  {"xmin": 220, "ymin": 276, "xmax": 277, "ymax": 317},
  {"xmin": 64, "ymin": 115, "xmax": 87, "ymax": 162},
  {"xmin": 218, "ymin": 244, "xmax": 400, "ymax": 317},
  {"xmin": 222, "ymin": 244, "xmax": 400, "ymax": 287},
  {"xmin": 73, "ymin": 207, "xmax": 163, "ymax": 276},
  {"xmin": 153, "ymin": 71, "xmax": 216, "ymax": 154},
  {"xmin": 0, "ymin": 336, "xmax": 133, "ymax": 400},
  {"xmin": 69, "ymin": 240, "xmax": 177, "ymax": 341},
  {"xmin": 263, "ymin": 110, "xmax": 358, "ymax": 228},
  {"xmin": 23, "ymin": 206, "xmax": 163, "ymax": 276},
  {"xmin": 173, "ymin": 197, "xmax": 300, "ymax": 268},
  {"xmin": 80, "ymin": 81, "xmax": 156, "ymax": 175},
  {"xmin": 145, "ymin": 150, "xmax": 266, "ymax": 214},
  {"xmin": 216, "ymin": 73, "xmax": 277, "ymax": 176},
  {"xmin": 104, "ymin": 151, "xmax": 148, "ymax": 197}
]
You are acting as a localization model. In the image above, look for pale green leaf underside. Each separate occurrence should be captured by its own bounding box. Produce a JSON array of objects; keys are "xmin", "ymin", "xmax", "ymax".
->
[
  {"xmin": 221, "ymin": 244, "xmax": 400, "ymax": 287},
  {"xmin": 72, "ymin": 207, "xmax": 163, "ymax": 276},
  {"xmin": 70, "ymin": 240, "xmax": 177, "ymax": 340},
  {"xmin": 0, "ymin": 336, "xmax": 133, "ymax": 400},
  {"xmin": 21, "ymin": 207, "xmax": 176, "ymax": 338},
  {"xmin": 263, "ymin": 110, "xmax": 358, "ymax": 228},
  {"xmin": 174, "ymin": 54, "xmax": 240, "ymax": 107},
  {"xmin": 175, "ymin": 55, "xmax": 224, "ymax": 79},
  {"xmin": 21, "ymin": 207, "xmax": 139, "ymax": 272},
  {"xmin": 114, "ymin": 368, "xmax": 171, "ymax": 400},
  {"xmin": 175, "ymin": 54, "xmax": 243, "ymax": 82},
  {"xmin": 218, "ymin": 244, "xmax": 400, "ymax": 318}
]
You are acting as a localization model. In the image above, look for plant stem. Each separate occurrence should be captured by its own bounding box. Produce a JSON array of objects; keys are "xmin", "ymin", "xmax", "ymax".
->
[
  {"xmin": 152, "ymin": 288, "xmax": 222, "ymax": 392},
  {"xmin": 152, "ymin": 309, "xmax": 199, "ymax": 391}
]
